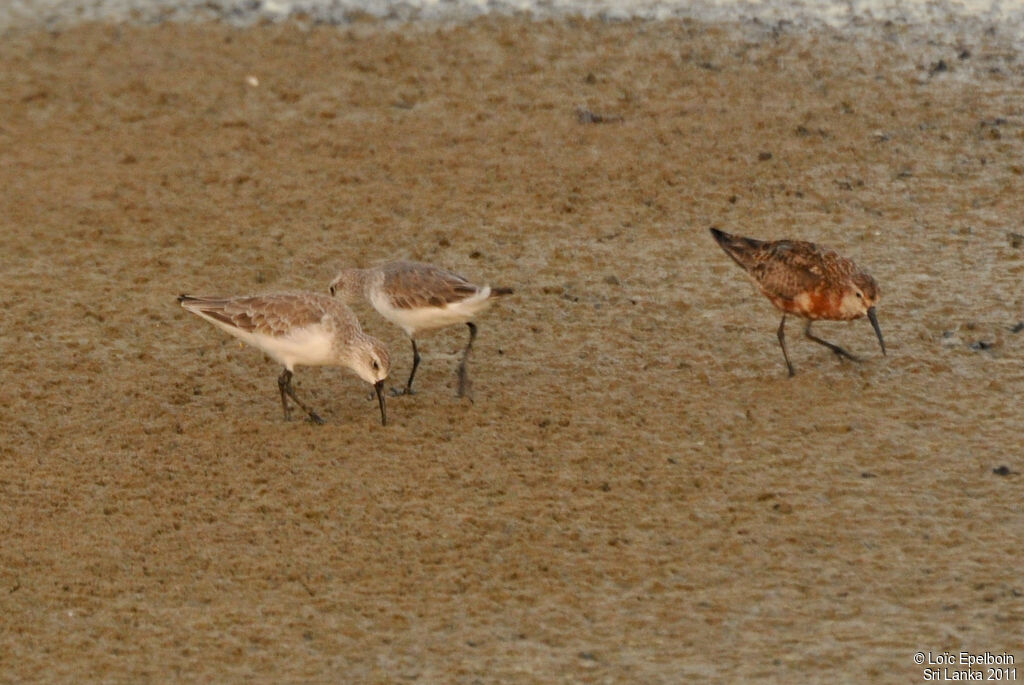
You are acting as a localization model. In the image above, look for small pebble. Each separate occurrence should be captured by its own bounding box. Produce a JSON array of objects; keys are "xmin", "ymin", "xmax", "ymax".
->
[{"xmin": 575, "ymin": 107, "xmax": 621, "ymax": 124}]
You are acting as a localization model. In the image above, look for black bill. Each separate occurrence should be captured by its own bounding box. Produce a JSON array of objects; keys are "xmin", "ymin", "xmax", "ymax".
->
[
  {"xmin": 867, "ymin": 306, "xmax": 886, "ymax": 356},
  {"xmin": 375, "ymin": 380, "xmax": 388, "ymax": 426}
]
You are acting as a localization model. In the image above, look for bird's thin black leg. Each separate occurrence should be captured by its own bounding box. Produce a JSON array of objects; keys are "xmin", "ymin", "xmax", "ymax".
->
[
  {"xmin": 405, "ymin": 339, "xmax": 421, "ymax": 394},
  {"xmin": 804, "ymin": 320, "xmax": 860, "ymax": 362},
  {"xmin": 277, "ymin": 368, "xmax": 324, "ymax": 424},
  {"xmin": 457, "ymin": 322, "xmax": 478, "ymax": 398},
  {"xmin": 392, "ymin": 339, "xmax": 421, "ymax": 397},
  {"xmin": 777, "ymin": 314, "xmax": 795, "ymax": 377},
  {"xmin": 277, "ymin": 369, "xmax": 293, "ymax": 420}
]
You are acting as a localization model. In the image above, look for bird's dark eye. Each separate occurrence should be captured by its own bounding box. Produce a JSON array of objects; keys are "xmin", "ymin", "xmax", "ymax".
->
[
  {"xmin": 329, "ymin": 285, "xmax": 336, "ymax": 296},
  {"xmin": 856, "ymin": 291, "xmax": 863, "ymax": 299},
  {"xmin": 372, "ymin": 361, "xmax": 379, "ymax": 370}
]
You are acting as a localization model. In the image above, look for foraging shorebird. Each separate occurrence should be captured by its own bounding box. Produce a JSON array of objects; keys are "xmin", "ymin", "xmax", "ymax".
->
[
  {"xmin": 328, "ymin": 260, "xmax": 513, "ymax": 397},
  {"xmin": 710, "ymin": 227, "xmax": 886, "ymax": 376},
  {"xmin": 178, "ymin": 292, "xmax": 390, "ymax": 424}
]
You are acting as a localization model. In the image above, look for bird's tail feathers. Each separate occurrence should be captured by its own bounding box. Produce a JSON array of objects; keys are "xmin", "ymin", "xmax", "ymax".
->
[{"xmin": 709, "ymin": 227, "xmax": 764, "ymax": 270}]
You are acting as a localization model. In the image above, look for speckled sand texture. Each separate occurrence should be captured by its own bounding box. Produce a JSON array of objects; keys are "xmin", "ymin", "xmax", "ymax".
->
[{"xmin": 0, "ymin": 17, "xmax": 1021, "ymax": 682}]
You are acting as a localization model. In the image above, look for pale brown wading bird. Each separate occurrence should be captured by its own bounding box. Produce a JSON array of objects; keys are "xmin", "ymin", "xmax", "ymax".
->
[
  {"xmin": 328, "ymin": 261, "xmax": 513, "ymax": 397},
  {"xmin": 178, "ymin": 292, "xmax": 390, "ymax": 425},
  {"xmin": 710, "ymin": 227, "xmax": 886, "ymax": 376}
]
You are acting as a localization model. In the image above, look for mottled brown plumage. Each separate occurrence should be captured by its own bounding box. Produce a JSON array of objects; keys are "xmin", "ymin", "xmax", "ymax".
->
[
  {"xmin": 710, "ymin": 227, "xmax": 886, "ymax": 376},
  {"xmin": 177, "ymin": 292, "xmax": 391, "ymax": 425},
  {"xmin": 378, "ymin": 261, "xmax": 484, "ymax": 311},
  {"xmin": 328, "ymin": 260, "xmax": 513, "ymax": 396},
  {"xmin": 182, "ymin": 293, "xmax": 344, "ymax": 338}
]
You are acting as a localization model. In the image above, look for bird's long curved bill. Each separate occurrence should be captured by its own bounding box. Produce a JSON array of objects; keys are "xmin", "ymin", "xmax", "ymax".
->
[
  {"xmin": 375, "ymin": 380, "xmax": 388, "ymax": 426},
  {"xmin": 867, "ymin": 306, "xmax": 886, "ymax": 356}
]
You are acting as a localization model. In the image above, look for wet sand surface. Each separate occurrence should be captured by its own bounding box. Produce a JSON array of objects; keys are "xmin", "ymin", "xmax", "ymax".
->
[{"xmin": 1, "ymin": 16, "xmax": 1022, "ymax": 682}]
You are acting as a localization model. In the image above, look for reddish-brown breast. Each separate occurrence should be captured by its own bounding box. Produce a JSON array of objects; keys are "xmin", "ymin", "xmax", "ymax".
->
[{"xmin": 712, "ymin": 228, "xmax": 868, "ymax": 322}]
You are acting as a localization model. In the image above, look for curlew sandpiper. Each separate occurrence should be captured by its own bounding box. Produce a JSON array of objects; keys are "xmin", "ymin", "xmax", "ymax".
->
[
  {"xmin": 710, "ymin": 227, "xmax": 886, "ymax": 376},
  {"xmin": 178, "ymin": 292, "xmax": 390, "ymax": 424},
  {"xmin": 328, "ymin": 261, "xmax": 512, "ymax": 397}
]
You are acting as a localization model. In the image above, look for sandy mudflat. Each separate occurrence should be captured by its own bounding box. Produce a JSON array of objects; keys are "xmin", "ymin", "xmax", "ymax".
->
[{"xmin": 0, "ymin": 15, "xmax": 1021, "ymax": 682}]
